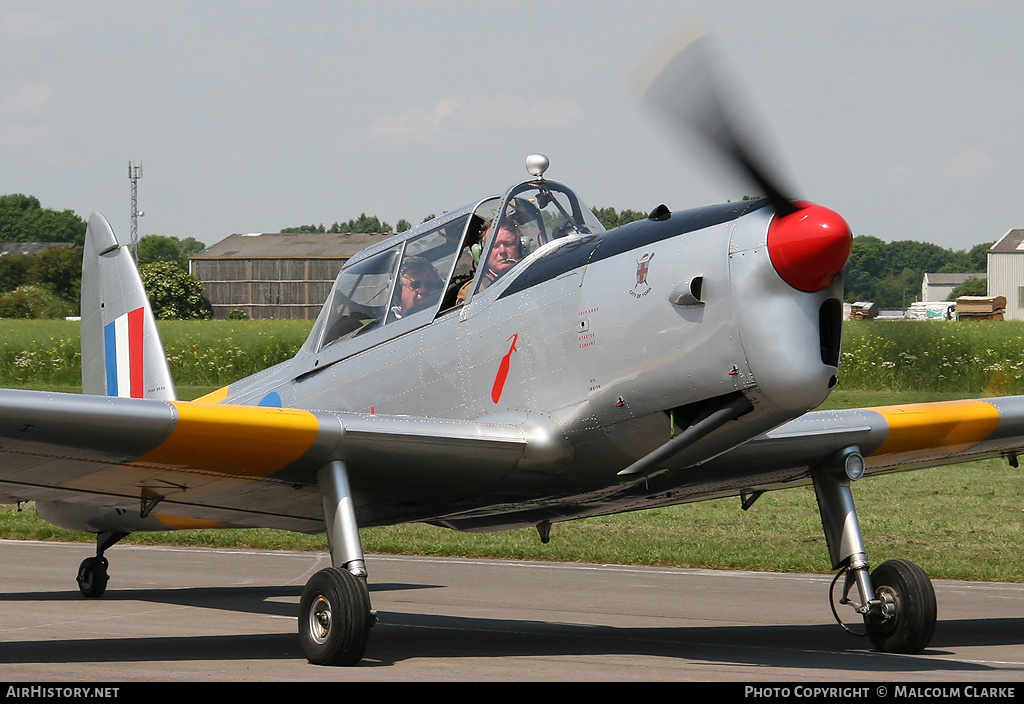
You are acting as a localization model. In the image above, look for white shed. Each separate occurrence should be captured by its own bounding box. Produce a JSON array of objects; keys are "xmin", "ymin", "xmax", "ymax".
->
[
  {"xmin": 986, "ymin": 229, "xmax": 1024, "ymax": 320},
  {"xmin": 921, "ymin": 272, "xmax": 984, "ymax": 303}
]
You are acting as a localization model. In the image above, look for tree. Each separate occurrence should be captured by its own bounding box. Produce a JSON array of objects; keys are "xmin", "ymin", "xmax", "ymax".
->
[
  {"xmin": 0, "ymin": 194, "xmax": 87, "ymax": 245},
  {"xmin": 0, "ymin": 245, "xmax": 82, "ymax": 314},
  {"xmin": 282, "ymin": 214, "xmax": 396, "ymax": 234},
  {"xmin": 0, "ymin": 285, "xmax": 75, "ymax": 319},
  {"xmin": 0, "ymin": 254, "xmax": 31, "ymax": 295},
  {"xmin": 871, "ymin": 268, "xmax": 923, "ymax": 308},
  {"xmin": 329, "ymin": 213, "xmax": 392, "ymax": 234},
  {"xmin": 843, "ymin": 235, "xmax": 992, "ymax": 306},
  {"xmin": 947, "ymin": 276, "xmax": 988, "ymax": 300},
  {"xmin": 886, "ymin": 240, "xmax": 953, "ymax": 277},
  {"xmin": 843, "ymin": 235, "xmax": 886, "ymax": 302},
  {"xmin": 965, "ymin": 242, "xmax": 994, "ymax": 271},
  {"xmin": 138, "ymin": 235, "xmax": 206, "ymax": 270},
  {"xmin": 138, "ymin": 261, "xmax": 212, "ymax": 320},
  {"xmin": 591, "ymin": 206, "xmax": 647, "ymax": 230},
  {"xmin": 29, "ymin": 245, "xmax": 82, "ymax": 303}
]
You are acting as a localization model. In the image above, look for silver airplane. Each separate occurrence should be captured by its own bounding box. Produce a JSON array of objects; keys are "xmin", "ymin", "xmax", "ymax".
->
[{"xmin": 2, "ymin": 27, "xmax": 1022, "ymax": 667}]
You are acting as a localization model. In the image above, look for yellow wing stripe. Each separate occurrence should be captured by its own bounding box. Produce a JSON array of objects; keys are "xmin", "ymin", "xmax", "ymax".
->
[
  {"xmin": 192, "ymin": 386, "xmax": 230, "ymax": 404},
  {"xmin": 151, "ymin": 514, "xmax": 227, "ymax": 530},
  {"xmin": 868, "ymin": 400, "xmax": 1001, "ymax": 456},
  {"xmin": 129, "ymin": 401, "xmax": 321, "ymax": 478}
]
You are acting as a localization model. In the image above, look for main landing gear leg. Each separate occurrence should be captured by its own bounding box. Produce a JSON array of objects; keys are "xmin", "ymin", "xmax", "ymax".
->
[
  {"xmin": 299, "ymin": 460, "xmax": 374, "ymax": 666},
  {"xmin": 77, "ymin": 530, "xmax": 128, "ymax": 598},
  {"xmin": 813, "ymin": 450, "xmax": 936, "ymax": 654}
]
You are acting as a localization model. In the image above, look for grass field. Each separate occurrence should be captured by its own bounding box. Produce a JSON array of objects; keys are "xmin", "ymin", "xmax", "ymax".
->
[
  {"xmin": 0, "ymin": 319, "xmax": 312, "ymax": 388},
  {"xmin": 0, "ymin": 319, "xmax": 1021, "ymax": 582},
  {"xmin": 841, "ymin": 319, "xmax": 1024, "ymax": 394}
]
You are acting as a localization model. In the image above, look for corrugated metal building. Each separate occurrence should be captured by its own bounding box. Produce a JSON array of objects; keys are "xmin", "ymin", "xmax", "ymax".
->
[
  {"xmin": 190, "ymin": 232, "xmax": 391, "ymax": 319},
  {"xmin": 987, "ymin": 229, "xmax": 1024, "ymax": 321}
]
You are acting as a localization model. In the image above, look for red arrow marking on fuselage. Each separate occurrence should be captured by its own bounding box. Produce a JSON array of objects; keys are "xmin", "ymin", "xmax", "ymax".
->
[{"xmin": 491, "ymin": 333, "xmax": 519, "ymax": 403}]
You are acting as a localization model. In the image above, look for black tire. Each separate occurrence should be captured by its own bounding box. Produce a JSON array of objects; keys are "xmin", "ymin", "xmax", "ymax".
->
[
  {"xmin": 867, "ymin": 559, "xmax": 936, "ymax": 654},
  {"xmin": 299, "ymin": 567, "xmax": 372, "ymax": 666},
  {"xmin": 77, "ymin": 556, "xmax": 109, "ymax": 598}
]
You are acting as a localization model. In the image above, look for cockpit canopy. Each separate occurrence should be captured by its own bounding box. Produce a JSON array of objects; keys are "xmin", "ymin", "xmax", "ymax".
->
[
  {"xmin": 313, "ymin": 210, "xmax": 471, "ymax": 351},
  {"xmin": 473, "ymin": 180, "xmax": 605, "ymax": 296},
  {"xmin": 309, "ymin": 164, "xmax": 603, "ymax": 355}
]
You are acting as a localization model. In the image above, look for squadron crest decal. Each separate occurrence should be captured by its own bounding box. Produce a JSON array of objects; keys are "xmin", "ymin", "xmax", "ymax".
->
[{"xmin": 630, "ymin": 252, "xmax": 654, "ymax": 298}]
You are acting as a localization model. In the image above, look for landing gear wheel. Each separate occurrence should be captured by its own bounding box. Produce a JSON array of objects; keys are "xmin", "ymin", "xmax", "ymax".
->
[
  {"xmin": 77, "ymin": 556, "xmax": 109, "ymax": 598},
  {"xmin": 299, "ymin": 567, "xmax": 372, "ymax": 666},
  {"xmin": 866, "ymin": 558, "xmax": 936, "ymax": 654}
]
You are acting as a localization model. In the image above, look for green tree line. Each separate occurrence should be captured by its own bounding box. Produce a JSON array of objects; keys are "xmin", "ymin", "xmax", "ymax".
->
[
  {"xmin": 283, "ymin": 205, "xmax": 652, "ymax": 234},
  {"xmin": 844, "ymin": 236, "xmax": 992, "ymax": 307},
  {"xmin": 0, "ymin": 194, "xmax": 86, "ymax": 245},
  {"xmin": 0, "ymin": 196, "xmax": 211, "ymax": 319},
  {"xmin": 282, "ymin": 213, "xmax": 413, "ymax": 234}
]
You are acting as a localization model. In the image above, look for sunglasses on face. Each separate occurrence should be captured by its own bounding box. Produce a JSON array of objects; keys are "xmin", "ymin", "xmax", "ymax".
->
[{"xmin": 404, "ymin": 278, "xmax": 440, "ymax": 291}]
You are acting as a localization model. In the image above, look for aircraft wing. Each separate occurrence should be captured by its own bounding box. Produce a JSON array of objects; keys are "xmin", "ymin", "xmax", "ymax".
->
[
  {"xmin": 426, "ymin": 396, "xmax": 1024, "ymax": 533},
  {"xmin": 2, "ymin": 387, "xmax": 1020, "ymax": 535},
  {"xmin": 0, "ymin": 388, "xmax": 554, "ymax": 533},
  {"xmin": 721, "ymin": 396, "xmax": 1024, "ymax": 481}
]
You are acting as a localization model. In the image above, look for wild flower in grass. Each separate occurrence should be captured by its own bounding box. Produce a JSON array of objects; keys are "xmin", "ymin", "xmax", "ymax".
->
[{"xmin": 13, "ymin": 351, "xmax": 36, "ymax": 370}]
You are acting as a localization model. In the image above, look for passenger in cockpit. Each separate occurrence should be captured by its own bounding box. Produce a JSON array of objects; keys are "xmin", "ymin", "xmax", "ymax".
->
[{"xmin": 391, "ymin": 256, "xmax": 443, "ymax": 320}]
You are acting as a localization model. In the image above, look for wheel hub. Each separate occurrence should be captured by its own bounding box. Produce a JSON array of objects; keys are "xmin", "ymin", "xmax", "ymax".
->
[
  {"xmin": 309, "ymin": 595, "xmax": 332, "ymax": 644},
  {"xmin": 875, "ymin": 586, "xmax": 898, "ymax": 623}
]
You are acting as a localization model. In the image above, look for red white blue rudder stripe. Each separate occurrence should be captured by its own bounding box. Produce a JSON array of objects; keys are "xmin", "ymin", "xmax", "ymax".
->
[{"xmin": 104, "ymin": 307, "xmax": 145, "ymax": 398}]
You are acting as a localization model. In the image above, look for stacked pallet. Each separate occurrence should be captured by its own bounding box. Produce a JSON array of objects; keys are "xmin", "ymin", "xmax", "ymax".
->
[
  {"xmin": 955, "ymin": 295, "xmax": 1006, "ymax": 321},
  {"xmin": 849, "ymin": 301, "xmax": 878, "ymax": 319}
]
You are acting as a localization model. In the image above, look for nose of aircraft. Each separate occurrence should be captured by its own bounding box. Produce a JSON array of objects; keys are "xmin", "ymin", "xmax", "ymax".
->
[{"xmin": 766, "ymin": 203, "xmax": 852, "ymax": 293}]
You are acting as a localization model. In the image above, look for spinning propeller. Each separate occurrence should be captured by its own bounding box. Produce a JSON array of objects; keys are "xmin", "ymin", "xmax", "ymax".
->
[{"xmin": 628, "ymin": 18, "xmax": 852, "ymax": 293}]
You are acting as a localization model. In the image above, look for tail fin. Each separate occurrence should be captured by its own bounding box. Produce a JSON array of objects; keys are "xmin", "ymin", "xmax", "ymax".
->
[{"xmin": 80, "ymin": 212, "xmax": 176, "ymax": 400}]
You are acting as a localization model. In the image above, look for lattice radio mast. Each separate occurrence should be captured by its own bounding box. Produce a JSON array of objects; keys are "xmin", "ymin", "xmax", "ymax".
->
[{"xmin": 128, "ymin": 161, "xmax": 143, "ymax": 260}]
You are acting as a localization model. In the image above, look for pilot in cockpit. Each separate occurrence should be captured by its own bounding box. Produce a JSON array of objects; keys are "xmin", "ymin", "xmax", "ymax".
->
[
  {"xmin": 480, "ymin": 221, "xmax": 523, "ymax": 288},
  {"xmin": 456, "ymin": 215, "xmax": 524, "ymax": 305}
]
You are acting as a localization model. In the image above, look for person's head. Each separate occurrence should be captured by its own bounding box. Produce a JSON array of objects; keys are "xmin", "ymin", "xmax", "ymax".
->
[
  {"xmin": 486, "ymin": 224, "xmax": 521, "ymax": 277},
  {"xmin": 398, "ymin": 257, "xmax": 442, "ymax": 314},
  {"xmin": 477, "ymin": 217, "xmax": 494, "ymax": 243}
]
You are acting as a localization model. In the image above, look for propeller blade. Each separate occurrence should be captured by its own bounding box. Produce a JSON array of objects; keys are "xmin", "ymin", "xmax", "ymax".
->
[
  {"xmin": 627, "ymin": 18, "xmax": 799, "ymax": 217},
  {"xmin": 628, "ymin": 18, "xmax": 852, "ymax": 292}
]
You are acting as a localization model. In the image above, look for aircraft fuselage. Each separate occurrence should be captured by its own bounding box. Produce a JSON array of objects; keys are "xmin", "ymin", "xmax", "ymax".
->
[{"xmin": 214, "ymin": 197, "xmax": 844, "ymax": 529}]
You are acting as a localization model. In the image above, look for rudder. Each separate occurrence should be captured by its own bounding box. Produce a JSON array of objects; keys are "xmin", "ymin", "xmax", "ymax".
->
[{"xmin": 80, "ymin": 212, "xmax": 175, "ymax": 400}]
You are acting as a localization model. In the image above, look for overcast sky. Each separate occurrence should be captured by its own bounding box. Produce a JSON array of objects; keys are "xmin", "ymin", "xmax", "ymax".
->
[{"xmin": 2, "ymin": 1, "xmax": 1023, "ymax": 251}]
